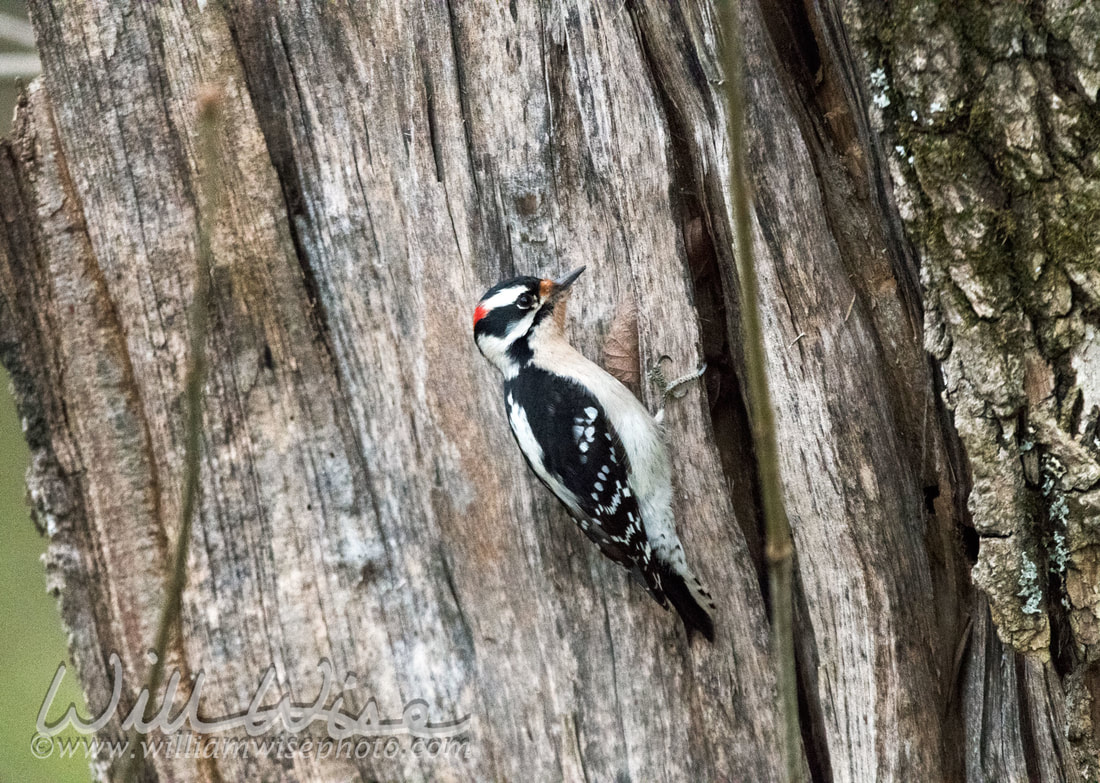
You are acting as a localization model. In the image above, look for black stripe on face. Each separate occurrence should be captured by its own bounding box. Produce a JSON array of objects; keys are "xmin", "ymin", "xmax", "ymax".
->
[{"xmin": 476, "ymin": 305, "xmax": 523, "ymax": 340}]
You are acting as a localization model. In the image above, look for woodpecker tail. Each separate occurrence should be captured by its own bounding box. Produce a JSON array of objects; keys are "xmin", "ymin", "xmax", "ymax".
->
[{"xmin": 660, "ymin": 562, "xmax": 716, "ymax": 643}]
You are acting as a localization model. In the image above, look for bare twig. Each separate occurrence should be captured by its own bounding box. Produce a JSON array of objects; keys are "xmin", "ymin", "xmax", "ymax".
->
[
  {"xmin": 719, "ymin": 4, "xmax": 801, "ymax": 781},
  {"xmin": 120, "ymin": 85, "xmax": 221, "ymax": 783}
]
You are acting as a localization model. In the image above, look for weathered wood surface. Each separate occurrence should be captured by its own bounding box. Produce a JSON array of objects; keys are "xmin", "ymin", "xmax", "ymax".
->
[{"xmin": 0, "ymin": 0, "xmax": 1093, "ymax": 781}]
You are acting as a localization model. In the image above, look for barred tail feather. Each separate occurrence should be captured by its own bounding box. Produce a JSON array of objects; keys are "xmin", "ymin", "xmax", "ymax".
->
[{"xmin": 661, "ymin": 563, "xmax": 716, "ymax": 643}]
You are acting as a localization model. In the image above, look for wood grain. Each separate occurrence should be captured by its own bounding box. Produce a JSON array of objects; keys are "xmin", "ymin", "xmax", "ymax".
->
[{"xmin": 0, "ymin": 0, "xmax": 1091, "ymax": 780}]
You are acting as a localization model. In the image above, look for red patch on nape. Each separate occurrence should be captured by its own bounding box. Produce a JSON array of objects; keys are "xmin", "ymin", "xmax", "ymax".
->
[{"xmin": 472, "ymin": 304, "xmax": 488, "ymax": 329}]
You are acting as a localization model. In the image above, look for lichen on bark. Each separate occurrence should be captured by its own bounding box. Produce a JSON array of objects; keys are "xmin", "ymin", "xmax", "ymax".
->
[{"xmin": 847, "ymin": 0, "xmax": 1100, "ymax": 769}]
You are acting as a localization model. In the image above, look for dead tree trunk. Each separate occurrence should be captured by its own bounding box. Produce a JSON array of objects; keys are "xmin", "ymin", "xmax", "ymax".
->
[{"xmin": 0, "ymin": 1, "xmax": 1095, "ymax": 781}]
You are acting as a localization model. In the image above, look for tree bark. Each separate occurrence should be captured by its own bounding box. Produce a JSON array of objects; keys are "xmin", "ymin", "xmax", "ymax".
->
[{"xmin": 0, "ymin": 1, "xmax": 1094, "ymax": 781}]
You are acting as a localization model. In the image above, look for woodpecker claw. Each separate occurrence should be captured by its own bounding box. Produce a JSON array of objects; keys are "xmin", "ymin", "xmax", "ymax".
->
[
  {"xmin": 663, "ymin": 362, "xmax": 708, "ymax": 399},
  {"xmin": 650, "ymin": 357, "xmax": 707, "ymax": 422},
  {"xmin": 646, "ymin": 357, "xmax": 671, "ymax": 392}
]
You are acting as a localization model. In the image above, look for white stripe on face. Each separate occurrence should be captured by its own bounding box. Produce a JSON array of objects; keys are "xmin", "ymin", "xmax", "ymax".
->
[
  {"xmin": 476, "ymin": 308, "xmax": 538, "ymax": 378},
  {"xmin": 503, "ymin": 309, "xmax": 537, "ymax": 344},
  {"xmin": 478, "ymin": 284, "xmax": 530, "ymax": 315}
]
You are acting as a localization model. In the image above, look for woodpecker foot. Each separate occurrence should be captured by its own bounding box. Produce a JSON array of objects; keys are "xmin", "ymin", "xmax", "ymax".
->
[{"xmin": 650, "ymin": 356, "xmax": 706, "ymax": 423}]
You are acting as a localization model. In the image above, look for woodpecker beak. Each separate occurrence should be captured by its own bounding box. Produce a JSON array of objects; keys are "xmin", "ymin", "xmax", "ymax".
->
[
  {"xmin": 555, "ymin": 266, "xmax": 586, "ymax": 290},
  {"xmin": 541, "ymin": 266, "xmax": 586, "ymax": 301}
]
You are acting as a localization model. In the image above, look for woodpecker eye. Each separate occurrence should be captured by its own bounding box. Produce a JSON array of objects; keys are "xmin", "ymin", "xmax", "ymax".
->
[{"xmin": 516, "ymin": 292, "xmax": 537, "ymax": 310}]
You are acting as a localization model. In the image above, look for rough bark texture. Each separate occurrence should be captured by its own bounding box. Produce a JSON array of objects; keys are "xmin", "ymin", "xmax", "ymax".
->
[
  {"xmin": 0, "ymin": 0, "xmax": 1093, "ymax": 781},
  {"xmin": 841, "ymin": 0, "xmax": 1100, "ymax": 777}
]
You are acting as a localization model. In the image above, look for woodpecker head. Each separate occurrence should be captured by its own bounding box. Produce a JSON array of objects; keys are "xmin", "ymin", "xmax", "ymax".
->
[{"xmin": 473, "ymin": 266, "xmax": 585, "ymax": 375}]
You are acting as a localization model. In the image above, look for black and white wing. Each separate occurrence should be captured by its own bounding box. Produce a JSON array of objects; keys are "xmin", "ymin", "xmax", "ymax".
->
[{"xmin": 505, "ymin": 367, "xmax": 665, "ymax": 601}]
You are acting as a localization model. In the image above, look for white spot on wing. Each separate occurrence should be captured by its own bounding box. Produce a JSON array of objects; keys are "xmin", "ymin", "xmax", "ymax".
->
[{"xmin": 525, "ymin": 322, "xmax": 686, "ymax": 571}]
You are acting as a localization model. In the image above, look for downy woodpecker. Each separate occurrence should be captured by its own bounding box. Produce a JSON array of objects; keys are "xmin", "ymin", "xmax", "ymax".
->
[{"xmin": 473, "ymin": 267, "xmax": 716, "ymax": 641}]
